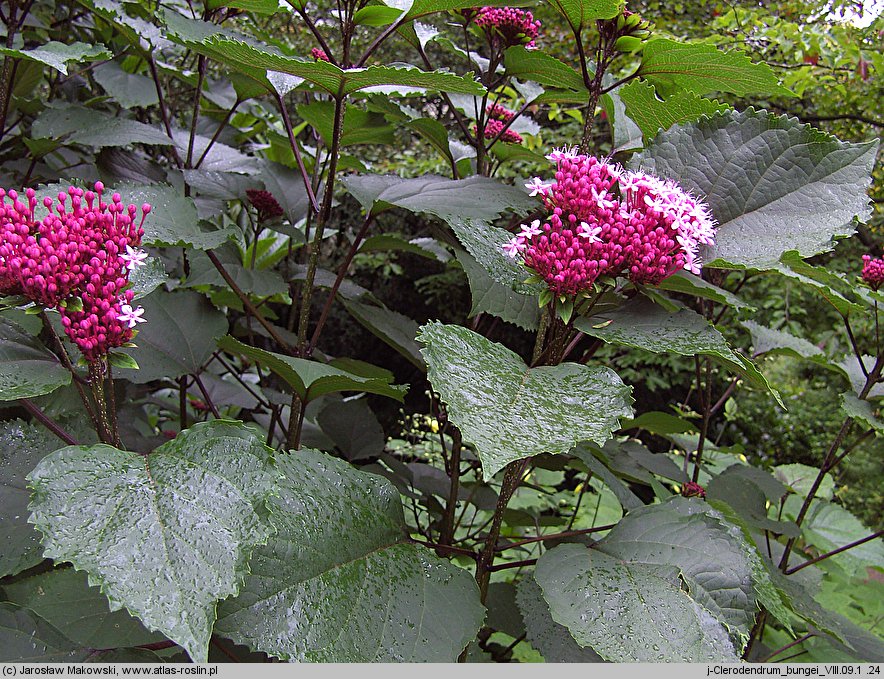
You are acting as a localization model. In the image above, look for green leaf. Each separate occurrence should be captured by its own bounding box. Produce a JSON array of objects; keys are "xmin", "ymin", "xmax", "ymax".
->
[
  {"xmin": 163, "ymin": 10, "xmax": 484, "ymax": 97},
  {"xmin": 185, "ymin": 246, "xmax": 288, "ymax": 298},
  {"xmin": 596, "ymin": 497, "xmax": 770, "ymax": 644},
  {"xmin": 0, "ymin": 318, "xmax": 71, "ymax": 402},
  {"xmin": 317, "ymin": 398, "xmax": 385, "ymax": 461},
  {"xmin": 535, "ymin": 544, "xmax": 739, "ymax": 661},
  {"xmin": 92, "ymin": 61, "xmax": 159, "ymax": 109},
  {"xmin": 773, "ymin": 463, "xmax": 835, "ymax": 501},
  {"xmin": 654, "ymin": 271, "xmax": 754, "ymax": 311},
  {"xmin": 27, "ymin": 420, "xmax": 279, "ymax": 662},
  {"xmin": 1, "ymin": 420, "xmax": 82, "ymax": 577},
  {"xmin": 218, "ymin": 335, "xmax": 407, "ymax": 403},
  {"xmin": 448, "ymin": 218, "xmax": 542, "ymax": 296},
  {"xmin": 634, "ymin": 109, "xmax": 879, "ymax": 270},
  {"xmin": 570, "ymin": 443, "xmax": 644, "ymax": 511},
  {"xmin": 573, "ymin": 297, "xmax": 778, "ymax": 399},
  {"xmin": 113, "ymin": 289, "xmax": 229, "ymax": 384},
  {"xmin": 206, "ymin": 0, "xmax": 280, "ymax": 14},
  {"xmin": 782, "ymin": 498, "xmax": 884, "ymax": 577},
  {"xmin": 504, "ymin": 46, "xmax": 587, "ymax": 92},
  {"xmin": 341, "ymin": 174, "xmax": 536, "ymax": 221},
  {"xmin": 0, "ymin": 41, "xmax": 111, "ymax": 75},
  {"xmin": 215, "ymin": 450, "xmax": 484, "ymax": 661},
  {"xmin": 840, "ymin": 392, "xmax": 884, "ymax": 433},
  {"xmin": 2, "ymin": 569, "xmax": 164, "ymax": 649},
  {"xmin": 602, "ymin": 87, "xmax": 643, "ymax": 153},
  {"xmin": 547, "ymin": 0, "xmax": 622, "ymax": 32},
  {"xmin": 621, "ymin": 411, "xmax": 699, "ymax": 435},
  {"xmin": 297, "ymin": 100, "xmax": 395, "ymax": 147},
  {"xmin": 32, "ymin": 106, "xmax": 172, "ymax": 147},
  {"xmin": 619, "ymin": 79, "xmax": 728, "ymax": 140},
  {"xmin": 775, "ymin": 251, "xmax": 865, "ymax": 317},
  {"xmin": 515, "ymin": 578, "xmax": 603, "ymax": 662},
  {"xmin": 116, "ymin": 182, "xmax": 233, "ymax": 250},
  {"xmin": 418, "ymin": 322, "xmax": 632, "ymax": 480},
  {"xmin": 0, "ymin": 603, "xmax": 88, "ymax": 662},
  {"xmin": 129, "ymin": 256, "xmax": 167, "ymax": 300},
  {"xmin": 456, "ymin": 249, "xmax": 539, "ymax": 331},
  {"xmin": 741, "ymin": 321, "xmax": 837, "ymax": 375},
  {"xmin": 340, "ymin": 299, "xmax": 425, "ymax": 370},
  {"xmin": 637, "ymin": 39, "xmax": 792, "ymax": 97}
]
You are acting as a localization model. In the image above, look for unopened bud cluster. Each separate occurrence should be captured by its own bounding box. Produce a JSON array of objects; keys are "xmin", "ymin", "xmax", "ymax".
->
[
  {"xmin": 506, "ymin": 149, "xmax": 717, "ymax": 296},
  {"xmin": 862, "ymin": 255, "xmax": 884, "ymax": 291},
  {"xmin": 475, "ymin": 104, "xmax": 523, "ymax": 145},
  {"xmin": 0, "ymin": 183, "xmax": 150, "ymax": 360},
  {"xmin": 474, "ymin": 7, "xmax": 541, "ymax": 49}
]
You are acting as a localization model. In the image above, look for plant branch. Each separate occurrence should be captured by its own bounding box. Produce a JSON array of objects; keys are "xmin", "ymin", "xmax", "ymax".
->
[
  {"xmin": 495, "ymin": 523, "xmax": 617, "ymax": 552},
  {"xmin": 785, "ymin": 529, "xmax": 884, "ymax": 575},
  {"xmin": 275, "ymin": 93, "xmax": 320, "ymax": 214},
  {"xmin": 19, "ymin": 398, "xmax": 78, "ymax": 445}
]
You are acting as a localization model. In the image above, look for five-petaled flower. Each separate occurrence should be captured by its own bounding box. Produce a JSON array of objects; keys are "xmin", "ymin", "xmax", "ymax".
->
[
  {"xmin": 118, "ymin": 304, "xmax": 147, "ymax": 329},
  {"xmin": 120, "ymin": 245, "xmax": 149, "ymax": 270}
]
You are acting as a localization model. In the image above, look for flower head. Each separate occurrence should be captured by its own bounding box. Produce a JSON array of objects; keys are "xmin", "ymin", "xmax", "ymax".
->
[
  {"xmin": 0, "ymin": 182, "xmax": 150, "ymax": 361},
  {"xmin": 681, "ymin": 481, "xmax": 706, "ymax": 499},
  {"xmin": 473, "ymin": 118, "xmax": 523, "ymax": 144},
  {"xmin": 862, "ymin": 255, "xmax": 884, "ymax": 291},
  {"xmin": 486, "ymin": 102, "xmax": 516, "ymax": 123},
  {"xmin": 503, "ymin": 153, "xmax": 717, "ymax": 295},
  {"xmin": 311, "ymin": 48, "xmax": 330, "ymax": 63},
  {"xmin": 475, "ymin": 7, "xmax": 541, "ymax": 49},
  {"xmin": 246, "ymin": 188, "xmax": 284, "ymax": 222}
]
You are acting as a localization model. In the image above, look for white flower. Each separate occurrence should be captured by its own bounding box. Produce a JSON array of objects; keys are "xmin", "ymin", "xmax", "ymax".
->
[
  {"xmin": 502, "ymin": 235, "xmax": 526, "ymax": 258},
  {"xmin": 118, "ymin": 304, "xmax": 147, "ymax": 328},
  {"xmin": 120, "ymin": 245, "xmax": 149, "ymax": 270},
  {"xmin": 545, "ymin": 146, "xmax": 581, "ymax": 163},
  {"xmin": 525, "ymin": 177, "xmax": 553, "ymax": 197},
  {"xmin": 519, "ymin": 219, "xmax": 543, "ymax": 239},
  {"xmin": 577, "ymin": 221, "xmax": 602, "ymax": 242}
]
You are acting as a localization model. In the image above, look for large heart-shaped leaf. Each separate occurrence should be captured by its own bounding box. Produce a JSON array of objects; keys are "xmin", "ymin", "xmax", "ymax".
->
[
  {"xmin": 0, "ymin": 319, "xmax": 71, "ymax": 402},
  {"xmin": 27, "ymin": 420, "xmax": 279, "ymax": 662},
  {"xmin": 0, "ymin": 41, "xmax": 110, "ymax": 75},
  {"xmin": 32, "ymin": 106, "xmax": 171, "ymax": 147},
  {"xmin": 596, "ymin": 497, "xmax": 780, "ymax": 646},
  {"xmin": 418, "ymin": 322, "xmax": 632, "ymax": 480},
  {"xmin": 535, "ymin": 544, "xmax": 739, "ymax": 661},
  {"xmin": 457, "ymin": 249, "xmax": 540, "ymax": 331},
  {"xmin": 0, "ymin": 603, "xmax": 88, "ymax": 662},
  {"xmin": 215, "ymin": 450, "xmax": 484, "ymax": 661},
  {"xmin": 218, "ymin": 335, "xmax": 407, "ymax": 403},
  {"xmin": 634, "ymin": 109, "xmax": 879, "ymax": 270}
]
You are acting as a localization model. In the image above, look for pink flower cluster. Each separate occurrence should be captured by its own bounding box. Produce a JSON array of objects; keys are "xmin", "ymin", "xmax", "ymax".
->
[
  {"xmin": 487, "ymin": 103, "xmax": 515, "ymax": 123},
  {"xmin": 681, "ymin": 481, "xmax": 706, "ymax": 499},
  {"xmin": 862, "ymin": 255, "xmax": 884, "ymax": 291},
  {"xmin": 505, "ymin": 149, "xmax": 717, "ymax": 296},
  {"xmin": 311, "ymin": 48, "xmax": 330, "ymax": 63},
  {"xmin": 0, "ymin": 183, "xmax": 150, "ymax": 361},
  {"xmin": 475, "ymin": 118, "xmax": 523, "ymax": 145},
  {"xmin": 475, "ymin": 7, "xmax": 541, "ymax": 49}
]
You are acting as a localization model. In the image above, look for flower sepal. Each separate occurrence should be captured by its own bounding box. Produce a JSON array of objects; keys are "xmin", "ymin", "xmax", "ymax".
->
[
  {"xmin": 60, "ymin": 296, "xmax": 84, "ymax": 313},
  {"xmin": 538, "ymin": 288, "xmax": 553, "ymax": 308},
  {"xmin": 556, "ymin": 297, "xmax": 575, "ymax": 324}
]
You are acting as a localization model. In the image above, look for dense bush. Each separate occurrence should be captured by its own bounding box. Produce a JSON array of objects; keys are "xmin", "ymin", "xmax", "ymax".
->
[{"xmin": 0, "ymin": 0, "xmax": 882, "ymax": 664}]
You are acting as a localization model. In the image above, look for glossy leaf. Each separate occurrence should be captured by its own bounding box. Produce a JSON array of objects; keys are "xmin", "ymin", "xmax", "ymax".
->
[
  {"xmin": 341, "ymin": 299, "xmax": 425, "ymax": 370},
  {"xmin": 596, "ymin": 497, "xmax": 777, "ymax": 645},
  {"xmin": 0, "ymin": 603, "xmax": 87, "ymax": 662},
  {"xmin": 655, "ymin": 271, "xmax": 754, "ymax": 311},
  {"xmin": 515, "ymin": 578, "xmax": 603, "ymax": 662},
  {"xmin": 637, "ymin": 39, "xmax": 792, "ymax": 96},
  {"xmin": 504, "ymin": 47, "xmax": 587, "ymax": 92},
  {"xmin": 535, "ymin": 544, "xmax": 739, "ymax": 661},
  {"xmin": 418, "ymin": 322, "xmax": 632, "ymax": 480},
  {"xmin": 27, "ymin": 420, "xmax": 279, "ymax": 662},
  {"xmin": 573, "ymin": 297, "xmax": 778, "ymax": 399},
  {"xmin": 114, "ymin": 289, "xmax": 229, "ymax": 384},
  {"xmin": 32, "ymin": 106, "xmax": 171, "ymax": 147},
  {"xmin": 92, "ymin": 61, "xmax": 159, "ymax": 109},
  {"xmin": 840, "ymin": 392, "xmax": 884, "ymax": 433},
  {"xmin": 456, "ymin": 249, "xmax": 540, "ymax": 330},
  {"xmin": 547, "ymin": 0, "xmax": 622, "ymax": 32},
  {"xmin": 218, "ymin": 335, "xmax": 407, "ymax": 403},
  {"xmin": 0, "ymin": 41, "xmax": 110, "ymax": 75},
  {"xmin": 634, "ymin": 109, "xmax": 879, "ymax": 269},
  {"xmin": 0, "ymin": 318, "xmax": 70, "ymax": 402},
  {"xmin": 215, "ymin": 450, "xmax": 484, "ymax": 661},
  {"xmin": 2, "ymin": 569, "xmax": 164, "ymax": 649},
  {"xmin": 342, "ymin": 174, "xmax": 536, "ymax": 221}
]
